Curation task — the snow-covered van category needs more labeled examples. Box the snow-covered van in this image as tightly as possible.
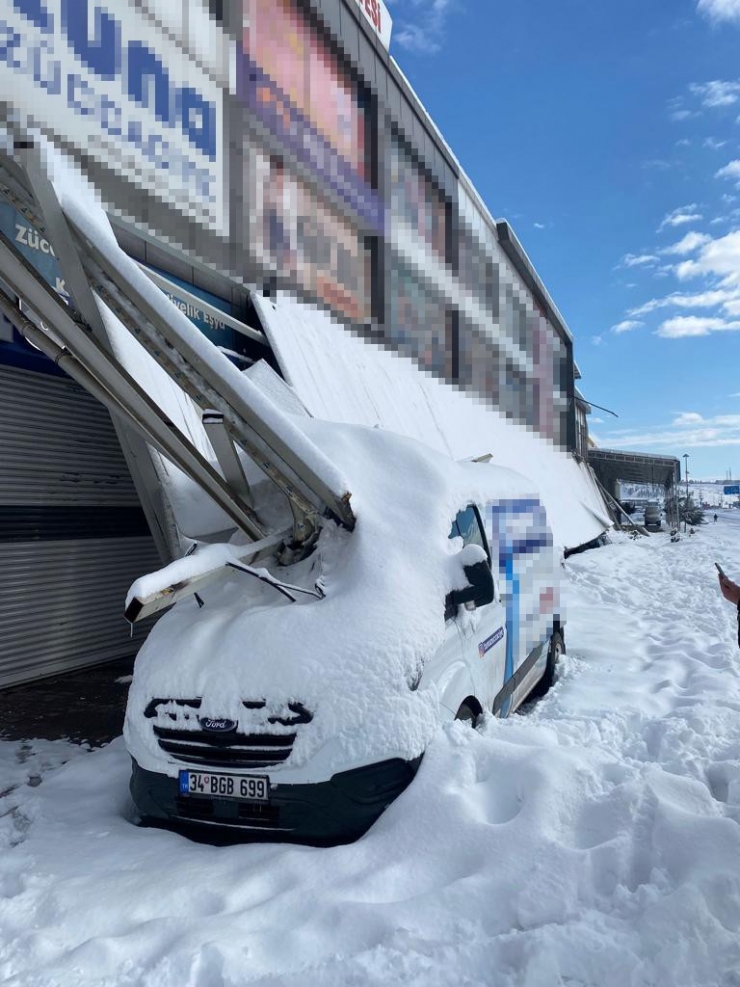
[125,421,563,843]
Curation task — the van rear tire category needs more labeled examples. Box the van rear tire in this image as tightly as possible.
[531,631,563,699]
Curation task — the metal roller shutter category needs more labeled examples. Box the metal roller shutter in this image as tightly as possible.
[0,365,160,687]
[0,366,140,506]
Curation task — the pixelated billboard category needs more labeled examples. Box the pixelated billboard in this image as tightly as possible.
[244,0,366,174]
[238,0,382,232]
[389,135,446,259]
[248,149,369,323]
[0,0,226,233]
[388,259,449,376]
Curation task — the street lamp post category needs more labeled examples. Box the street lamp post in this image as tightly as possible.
[683,453,689,533]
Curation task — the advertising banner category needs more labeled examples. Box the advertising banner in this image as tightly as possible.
[238,57,382,233]
[244,0,365,172]
[0,0,226,234]
[239,0,382,233]
[248,149,369,323]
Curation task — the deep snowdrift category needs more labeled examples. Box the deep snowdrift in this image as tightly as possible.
[3,515,740,985]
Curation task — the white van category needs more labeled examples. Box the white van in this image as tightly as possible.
[125,421,563,843]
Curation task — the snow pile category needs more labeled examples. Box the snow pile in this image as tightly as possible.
[253,292,611,553]
[125,421,539,777]
[3,518,740,984]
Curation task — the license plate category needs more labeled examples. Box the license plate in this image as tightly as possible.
[179,770,269,801]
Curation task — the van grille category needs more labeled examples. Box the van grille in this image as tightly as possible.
[145,698,312,769]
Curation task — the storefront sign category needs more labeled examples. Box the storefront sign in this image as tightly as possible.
[142,266,253,364]
[0,0,226,233]
[0,201,69,299]
[143,266,238,348]
[353,0,392,50]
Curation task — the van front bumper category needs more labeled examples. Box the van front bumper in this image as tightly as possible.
[130,755,422,845]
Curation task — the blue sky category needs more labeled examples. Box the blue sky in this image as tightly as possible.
[387,0,740,479]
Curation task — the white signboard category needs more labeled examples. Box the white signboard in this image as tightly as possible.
[352,0,393,50]
[0,0,226,234]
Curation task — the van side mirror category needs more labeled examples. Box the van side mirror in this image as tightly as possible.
[446,560,494,614]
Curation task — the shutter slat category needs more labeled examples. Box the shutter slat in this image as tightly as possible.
[0,367,161,687]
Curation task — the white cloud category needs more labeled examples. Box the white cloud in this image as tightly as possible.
[657,315,740,337]
[629,287,740,317]
[674,230,740,285]
[590,417,604,425]
[659,231,712,255]
[717,159,740,182]
[690,80,740,107]
[603,408,740,450]
[611,319,644,334]
[697,0,740,24]
[704,137,728,149]
[591,335,604,346]
[657,205,703,232]
[534,222,545,230]
[391,0,457,54]
[617,253,659,269]
[673,412,705,425]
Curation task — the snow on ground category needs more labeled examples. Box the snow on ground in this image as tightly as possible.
[3,515,740,986]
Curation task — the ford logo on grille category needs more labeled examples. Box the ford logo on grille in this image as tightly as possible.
[199,717,237,733]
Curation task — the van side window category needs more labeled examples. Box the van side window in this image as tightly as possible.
[451,506,490,561]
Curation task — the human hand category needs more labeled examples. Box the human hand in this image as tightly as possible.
[719,573,740,605]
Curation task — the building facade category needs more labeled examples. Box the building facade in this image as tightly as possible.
[0,0,583,685]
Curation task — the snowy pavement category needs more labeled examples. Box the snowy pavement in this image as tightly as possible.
[3,521,740,986]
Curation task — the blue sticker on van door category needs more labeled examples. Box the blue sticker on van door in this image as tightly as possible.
[500,554,518,718]
[483,498,553,718]
[478,626,504,658]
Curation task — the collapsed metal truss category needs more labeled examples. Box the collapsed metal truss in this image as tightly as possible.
[0,136,355,565]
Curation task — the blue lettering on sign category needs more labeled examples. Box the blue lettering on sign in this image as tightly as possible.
[0,201,69,298]
[62,0,119,80]
[14,0,52,33]
[10,0,217,161]
[478,627,504,658]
